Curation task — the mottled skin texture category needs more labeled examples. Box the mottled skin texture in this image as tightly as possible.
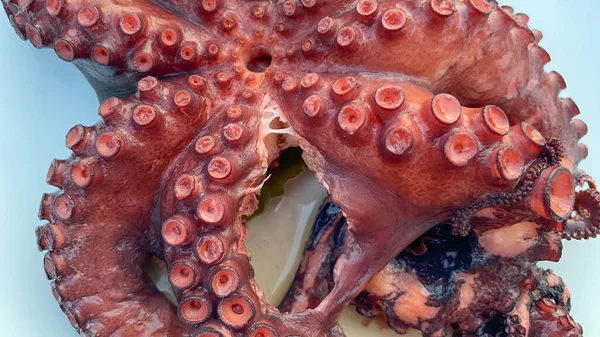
[2,0,596,336]
[281,199,585,336]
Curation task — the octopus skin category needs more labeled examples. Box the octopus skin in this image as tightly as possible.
[281,198,587,336]
[1,0,595,336]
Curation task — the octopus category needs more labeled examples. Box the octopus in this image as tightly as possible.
[1,0,597,336]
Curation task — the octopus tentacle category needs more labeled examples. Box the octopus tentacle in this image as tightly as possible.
[275,0,537,88]
[505,269,582,337]
[35,74,215,336]
[157,85,273,334]
[527,299,583,337]
[270,0,587,178]
[562,188,600,240]
[277,72,556,214]
[575,170,596,189]
[2,0,253,98]
[152,76,344,336]
[452,137,570,236]
[272,1,565,120]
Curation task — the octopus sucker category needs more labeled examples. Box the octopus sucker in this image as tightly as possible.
[1,0,595,336]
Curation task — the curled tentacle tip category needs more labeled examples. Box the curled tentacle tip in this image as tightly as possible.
[563,189,600,240]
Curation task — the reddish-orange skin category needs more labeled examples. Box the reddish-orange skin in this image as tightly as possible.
[3,0,595,336]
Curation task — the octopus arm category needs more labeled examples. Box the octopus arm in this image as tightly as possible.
[35,74,215,336]
[505,269,582,337]
[3,0,237,99]
[271,70,577,325]
[273,0,587,173]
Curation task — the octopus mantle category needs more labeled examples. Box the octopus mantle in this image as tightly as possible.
[2,0,596,337]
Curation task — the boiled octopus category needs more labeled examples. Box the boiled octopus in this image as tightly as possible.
[2,0,596,336]
[282,198,588,336]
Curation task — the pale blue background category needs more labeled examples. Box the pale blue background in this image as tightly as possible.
[0,1,598,336]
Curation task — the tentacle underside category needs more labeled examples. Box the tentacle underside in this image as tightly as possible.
[271,0,587,169]
[36,74,213,336]
[3,0,594,337]
[155,74,284,335]
[269,1,588,329]
[2,0,264,98]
